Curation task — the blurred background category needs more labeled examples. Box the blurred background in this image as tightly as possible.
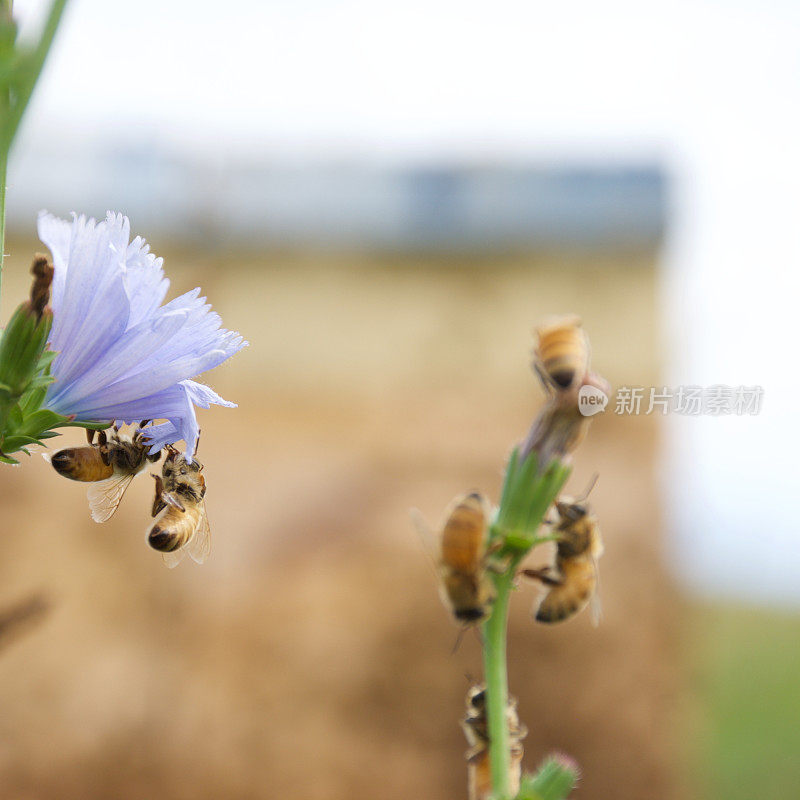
[0,1,798,798]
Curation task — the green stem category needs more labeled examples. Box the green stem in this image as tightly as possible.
[483,459,570,799]
[0,0,68,308]
[1,0,68,153]
[483,561,517,799]
[0,124,6,302]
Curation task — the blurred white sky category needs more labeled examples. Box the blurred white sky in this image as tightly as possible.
[11,0,800,605]
[17,0,793,162]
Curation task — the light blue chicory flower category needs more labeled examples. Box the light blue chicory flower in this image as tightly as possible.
[38,211,245,455]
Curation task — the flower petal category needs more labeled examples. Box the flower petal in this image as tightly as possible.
[41,212,245,453]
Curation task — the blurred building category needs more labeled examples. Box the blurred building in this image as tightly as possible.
[8,140,664,250]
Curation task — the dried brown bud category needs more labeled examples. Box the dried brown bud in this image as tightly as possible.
[28,254,54,321]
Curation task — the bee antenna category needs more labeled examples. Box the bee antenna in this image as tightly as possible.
[463,671,478,687]
[451,627,467,655]
[194,431,201,457]
[574,473,599,503]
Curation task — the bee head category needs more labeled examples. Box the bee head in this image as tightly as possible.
[466,685,486,712]
[555,500,588,523]
[162,448,202,480]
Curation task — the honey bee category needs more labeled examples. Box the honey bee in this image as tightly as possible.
[461,683,526,800]
[534,315,589,392]
[522,490,603,625]
[44,424,161,522]
[147,446,210,568]
[412,492,498,628]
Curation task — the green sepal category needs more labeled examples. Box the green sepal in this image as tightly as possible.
[19,408,67,434]
[0,303,52,398]
[0,303,54,438]
[1,434,46,451]
[36,349,57,370]
[0,6,17,58]
[57,420,111,431]
[6,401,22,428]
[18,346,57,415]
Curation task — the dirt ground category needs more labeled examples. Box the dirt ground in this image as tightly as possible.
[0,244,679,799]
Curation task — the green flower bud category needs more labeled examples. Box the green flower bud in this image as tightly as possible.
[0,256,56,454]
[516,754,580,800]
[0,254,53,397]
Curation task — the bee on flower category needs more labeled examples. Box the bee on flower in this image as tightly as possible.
[2,211,248,563]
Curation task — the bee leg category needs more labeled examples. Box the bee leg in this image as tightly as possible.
[162,492,185,513]
[520,567,563,587]
[469,627,485,648]
[151,475,166,517]
[486,557,512,575]
[533,362,556,395]
[97,431,111,466]
[485,540,503,557]
[483,541,512,574]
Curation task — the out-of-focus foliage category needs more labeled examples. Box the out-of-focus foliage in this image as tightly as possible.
[690,606,800,800]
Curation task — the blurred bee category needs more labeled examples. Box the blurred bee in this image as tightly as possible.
[412,492,498,628]
[534,315,589,392]
[522,487,603,625]
[462,683,526,800]
[44,423,161,522]
[147,445,210,568]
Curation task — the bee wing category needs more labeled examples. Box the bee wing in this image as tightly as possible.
[185,502,211,565]
[87,473,136,523]
[589,558,603,627]
[161,549,186,569]
[409,507,441,583]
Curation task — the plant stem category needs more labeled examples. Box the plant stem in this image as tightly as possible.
[483,457,570,799]
[0,124,6,303]
[482,560,517,799]
[0,0,68,308]
[1,0,68,153]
